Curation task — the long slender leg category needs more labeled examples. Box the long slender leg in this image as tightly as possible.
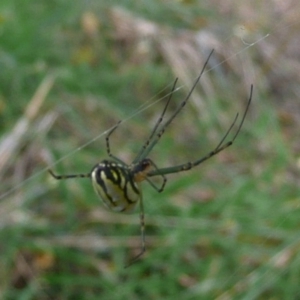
[105,121,126,164]
[138,49,215,161]
[133,78,178,164]
[125,193,146,268]
[48,169,90,179]
[146,159,167,192]
[231,85,253,142]
[147,84,253,177]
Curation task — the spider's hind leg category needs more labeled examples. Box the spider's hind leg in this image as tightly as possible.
[125,194,146,268]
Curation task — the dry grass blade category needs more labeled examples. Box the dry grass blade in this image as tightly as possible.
[0,75,55,177]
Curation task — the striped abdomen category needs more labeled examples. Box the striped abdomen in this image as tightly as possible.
[91,160,141,213]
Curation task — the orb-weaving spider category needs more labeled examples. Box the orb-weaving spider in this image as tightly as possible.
[49,50,253,266]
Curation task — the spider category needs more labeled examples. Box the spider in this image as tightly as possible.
[48,50,253,266]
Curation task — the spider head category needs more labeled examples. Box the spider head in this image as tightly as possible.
[132,158,152,182]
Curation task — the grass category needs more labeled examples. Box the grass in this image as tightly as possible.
[1,1,300,299]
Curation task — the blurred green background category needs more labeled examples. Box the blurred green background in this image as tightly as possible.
[0,1,300,299]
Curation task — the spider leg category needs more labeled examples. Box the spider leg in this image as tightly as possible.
[147,84,253,177]
[146,177,166,193]
[138,49,214,161]
[145,159,167,192]
[231,85,253,142]
[105,121,126,164]
[133,78,178,164]
[125,193,146,268]
[48,169,90,179]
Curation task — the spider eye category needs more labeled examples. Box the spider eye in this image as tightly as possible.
[132,159,151,174]
[133,159,152,183]
[141,159,151,170]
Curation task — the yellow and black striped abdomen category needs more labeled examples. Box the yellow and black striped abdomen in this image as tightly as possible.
[91,160,141,213]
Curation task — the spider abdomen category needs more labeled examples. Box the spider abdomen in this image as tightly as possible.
[91,160,141,213]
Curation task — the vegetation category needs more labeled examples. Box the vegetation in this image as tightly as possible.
[0,1,299,299]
